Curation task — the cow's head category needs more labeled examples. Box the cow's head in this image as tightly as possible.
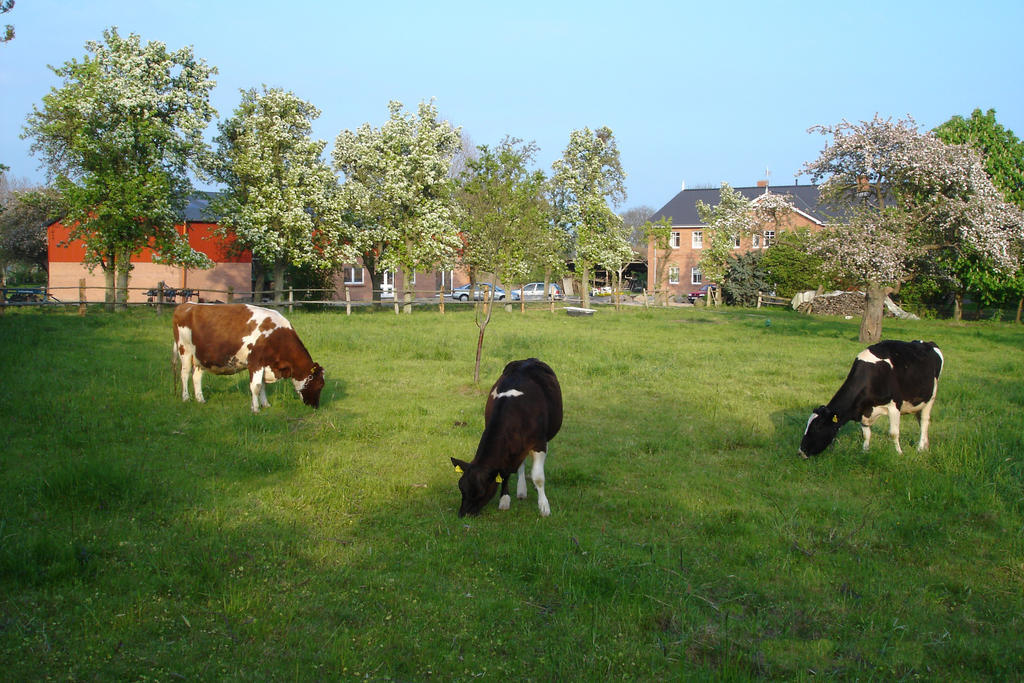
[450,457,500,517]
[300,363,325,408]
[799,405,842,457]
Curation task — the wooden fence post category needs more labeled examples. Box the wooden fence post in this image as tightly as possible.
[227,286,234,303]
[438,285,445,315]
[78,278,87,316]
[156,281,165,314]
[345,286,351,316]
[288,288,294,314]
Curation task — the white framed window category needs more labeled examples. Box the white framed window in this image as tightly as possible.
[668,265,680,285]
[691,268,702,285]
[733,235,741,249]
[692,230,703,249]
[440,270,455,288]
[670,231,681,249]
[344,265,364,285]
[752,233,761,249]
[763,230,775,248]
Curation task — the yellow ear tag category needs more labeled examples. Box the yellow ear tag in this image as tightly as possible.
[832,415,839,423]
[454,465,463,473]
[495,474,503,483]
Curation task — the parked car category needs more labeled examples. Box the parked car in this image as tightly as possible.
[449,283,506,301]
[688,283,716,304]
[511,282,564,301]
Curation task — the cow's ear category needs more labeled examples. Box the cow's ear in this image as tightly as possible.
[451,457,470,474]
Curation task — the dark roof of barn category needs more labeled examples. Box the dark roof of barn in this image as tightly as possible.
[182,191,222,222]
[648,183,837,226]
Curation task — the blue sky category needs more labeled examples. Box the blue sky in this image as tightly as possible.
[2,0,1022,212]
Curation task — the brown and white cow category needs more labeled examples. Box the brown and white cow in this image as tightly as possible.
[451,358,562,517]
[172,303,325,413]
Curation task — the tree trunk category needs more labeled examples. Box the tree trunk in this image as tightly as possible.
[473,286,494,385]
[104,265,115,312]
[253,268,266,303]
[272,262,286,304]
[115,265,129,312]
[859,284,889,343]
[580,260,591,309]
[1016,296,1022,324]
[953,292,963,322]
[402,266,414,314]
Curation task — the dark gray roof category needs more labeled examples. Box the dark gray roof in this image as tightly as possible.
[182,192,221,222]
[648,183,835,226]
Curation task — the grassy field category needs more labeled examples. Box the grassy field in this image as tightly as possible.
[0,303,1022,680]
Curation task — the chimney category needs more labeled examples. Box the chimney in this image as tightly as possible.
[756,179,769,188]
[681,181,686,191]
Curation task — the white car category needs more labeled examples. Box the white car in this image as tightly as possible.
[511,282,564,301]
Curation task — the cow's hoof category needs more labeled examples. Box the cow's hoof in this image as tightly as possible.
[498,494,511,511]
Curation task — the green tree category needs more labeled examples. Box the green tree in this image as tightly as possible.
[1,0,13,43]
[22,28,217,309]
[759,228,828,298]
[643,216,673,301]
[722,251,770,306]
[550,126,627,309]
[934,108,1024,320]
[212,87,351,303]
[459,137,550,381]
[333,100,462,312]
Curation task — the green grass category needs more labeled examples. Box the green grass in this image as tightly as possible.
[1,304,1022,679]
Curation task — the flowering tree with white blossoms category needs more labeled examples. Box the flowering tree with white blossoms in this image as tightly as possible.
[550,126,628,310]
[23,27,217,309]
[695,183,794,306]
[333,100,463,311]
[803,114,1023,342]
[212,87,351,302]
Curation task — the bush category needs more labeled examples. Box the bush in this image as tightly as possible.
[722,251,770,306]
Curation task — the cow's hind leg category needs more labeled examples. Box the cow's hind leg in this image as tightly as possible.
[177,346,192,402]
[191,363,205,403]
[916,398,935,451]
[886,403,903,455]
[531,450,550,517]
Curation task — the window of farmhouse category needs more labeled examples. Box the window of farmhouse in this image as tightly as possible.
[670,231,681,249]
[691,268,702,285]
[668,265,680,285]
[344,266,364,285]
[752,233,761,249]
[733,234,741,249]
[763,230,775,247]
[692,230,703,248]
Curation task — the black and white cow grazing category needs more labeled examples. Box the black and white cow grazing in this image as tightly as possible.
[451,358,562,517]
[800,340,943,457]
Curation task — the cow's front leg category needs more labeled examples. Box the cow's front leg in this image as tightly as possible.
[498,473,512,511]
[516,461,528,500]
[249,368,267,413]
[531,451,550,517]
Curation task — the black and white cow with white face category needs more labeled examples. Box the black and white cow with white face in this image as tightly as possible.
[800,340,944,458]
